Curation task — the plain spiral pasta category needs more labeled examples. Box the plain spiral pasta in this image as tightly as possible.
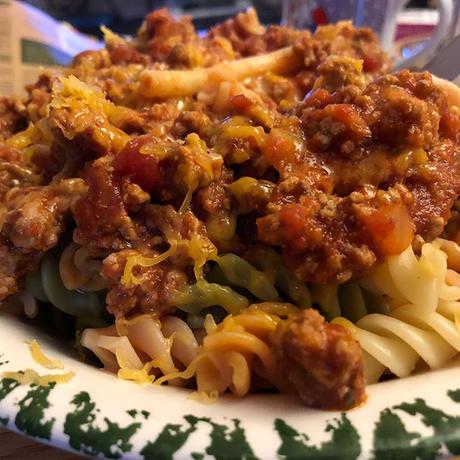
[333,239,460,383]
[81,314,199,385]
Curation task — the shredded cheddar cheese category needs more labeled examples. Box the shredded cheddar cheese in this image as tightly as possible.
[49,75,130,152]
[2,369,75,386]
[179,187,194,214]
[154,354,205,385]
[27,339,64,370]
[117,360,155,385]
[122,242,178,286]
[331,316,357,335]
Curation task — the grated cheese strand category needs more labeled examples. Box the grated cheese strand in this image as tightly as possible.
[117,361,155,385]
[122,242,177,286]
[27,339,64,370]
[2,368,75,386]
[154,354,206,385]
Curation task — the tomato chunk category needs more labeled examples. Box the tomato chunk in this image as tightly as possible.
[113,135,163,192]
[264,129,297,172]
[360,203,414,256]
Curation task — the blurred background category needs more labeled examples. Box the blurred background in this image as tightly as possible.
[21,0,436,37]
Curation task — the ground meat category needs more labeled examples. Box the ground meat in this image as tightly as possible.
[48,84,126,158]
[2,182,82,250]
[72,157,139,256]
[194,179,232,217]
[362,72,443,149]
[140,100,186,139]
[108,44,148,66]
[210,9,309,57]
[138,8,198,64]
[71,49,112,69]
[0,242,39,301]
[0,97,26,140]
[0,178,86,300]
[258,185,378,283]
[292,22,391,96]
[102,248,188,317]
[144,204,201,239]
[258,70,460,283]
[99,203,215,317]
[24,73,54,122]
[315,21,391,75]
[0,144,38,199]
[167,134,223,199]
[172,110,213,139]
[274,309,365,410]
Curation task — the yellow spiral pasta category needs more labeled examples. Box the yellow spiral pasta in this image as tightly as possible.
[157,302,299,396]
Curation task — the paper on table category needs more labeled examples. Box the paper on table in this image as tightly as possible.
[0,0,102,97]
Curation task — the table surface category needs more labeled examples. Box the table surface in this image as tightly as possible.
[0,428,84,459]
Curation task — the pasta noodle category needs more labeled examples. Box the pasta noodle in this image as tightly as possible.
[59,242,105,292]
[139,46,299,98]
[19,251,106,324]
[333,240,460,383]
[216,254,279,301]
[175,280,249,315]
[81,315,199,386]
[81,303,299,397]
[159,303,297,396]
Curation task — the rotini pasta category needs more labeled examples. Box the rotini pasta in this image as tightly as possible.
[59,243,105,292]
[359,242,456,313]
[21,251,106,322]
[81,314,199,386]
[80,304,301,397]
[333,240,460,383]
[192,303,300,396]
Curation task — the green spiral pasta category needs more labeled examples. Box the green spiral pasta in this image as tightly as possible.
[216,254,279,301]
[337,282,368,322]
[186,306,228,329]
[40,251,104,318]
[246,247,312,308]
[310,284,341,321]
[175,280,249,315]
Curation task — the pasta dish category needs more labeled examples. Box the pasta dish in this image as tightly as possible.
[2,8,460,410]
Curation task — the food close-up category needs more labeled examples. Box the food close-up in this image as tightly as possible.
[3,0,460,458]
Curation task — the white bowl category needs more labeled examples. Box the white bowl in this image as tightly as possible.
[1,312,460,459]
